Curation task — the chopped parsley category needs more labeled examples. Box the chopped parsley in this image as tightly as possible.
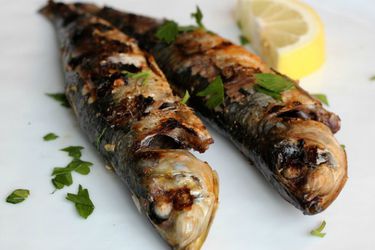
[254,85,282,100]
[197,76,225,109]
[46,93,70,108]
[180,90,190,104]
[52,159,93,189]
[310,220,327,238]
[155,5,206,43]
[123,70,152,85]
[239,35,250,45]
[60,146,84,159]
[71,160,93,175]
[43,132,59,141]
[370,75,375,81]
[53,159,93,176]
[53,146,93,190]
[155,21,180,43]
[66,185,94,219]
[341,144,346,149]
[6,189,30,204]
[254,73,295,100]
[312,94,329,106]
[52,173,73,189]
[191,6,205,29]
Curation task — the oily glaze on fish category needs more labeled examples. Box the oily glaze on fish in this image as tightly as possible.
[40,2,218,249]
[76,4,347,215]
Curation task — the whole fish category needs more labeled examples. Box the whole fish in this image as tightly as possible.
[40,2,218,249]
[77,3,347,215]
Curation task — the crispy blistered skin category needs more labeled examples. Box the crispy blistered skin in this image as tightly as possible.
[40,2,218,249]
[76,4,348,215]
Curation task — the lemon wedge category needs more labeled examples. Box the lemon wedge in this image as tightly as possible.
[235,0,325,79]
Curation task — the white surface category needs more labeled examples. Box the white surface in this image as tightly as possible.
[0,0,374,249]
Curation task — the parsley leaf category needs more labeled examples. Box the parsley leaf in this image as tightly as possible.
[341,144,346,149]
[46,93,70,108]
[61,146,84,159]
[254,85,283,100]
[197,76,225,109]
[370,75,375,81]
[312,94,329,106]
[52,173,73,189]
[68,159,93,175]
[191,6,205,28]
[52,178,65,189]
[43,133,59,141]
[123,70,152,85]
[66,185,95,219]
[52,159,93,176]
[180,90,190,104]
[6,189,30,204]
[310,220,327,238]
[155,21,179,43]
[254,73,295,100]
[51,166,72,176]
[53,146,93,190]
[155,6,206,43]
[239,35,250,45]
[255,73,294,92]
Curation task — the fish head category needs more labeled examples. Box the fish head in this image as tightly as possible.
[135,150,218,249]
[273,120,347,214]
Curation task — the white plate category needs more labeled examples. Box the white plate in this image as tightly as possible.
[1,0,374,249]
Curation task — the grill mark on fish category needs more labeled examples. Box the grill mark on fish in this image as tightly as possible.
[82,5,348,215]
[104,95,154,127]
[40,2,218,249]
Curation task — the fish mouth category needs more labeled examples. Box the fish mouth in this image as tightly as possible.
[274,120,348,214]
[135,150,219,249]
[178,170,219,250]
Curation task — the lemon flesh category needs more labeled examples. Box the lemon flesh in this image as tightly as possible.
[235,0,325,79]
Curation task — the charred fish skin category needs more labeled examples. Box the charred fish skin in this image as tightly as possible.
[40,2,218,249]
[80,5,348,215]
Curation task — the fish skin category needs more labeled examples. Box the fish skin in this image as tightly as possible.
[40,2,218,249]
[78,4,348,215]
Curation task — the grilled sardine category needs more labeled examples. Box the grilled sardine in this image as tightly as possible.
[77,4,347,215]
[40,2,218,249]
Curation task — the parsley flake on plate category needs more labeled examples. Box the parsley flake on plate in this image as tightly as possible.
[60,146,84,159]
[52,159,93,189]
[46,93,70,108]
[43,132,59,141]
[6,189,30,204]
[52,172,73,190]
[310,220,327,238]
[66,185,95,219]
